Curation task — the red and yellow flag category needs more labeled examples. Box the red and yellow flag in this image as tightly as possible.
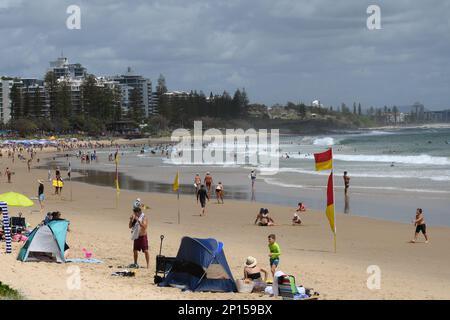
[314,149,333,171]
[326,172,335,234]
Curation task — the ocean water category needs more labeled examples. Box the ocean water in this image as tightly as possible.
[273,127,450,190]
[55,126,450,226]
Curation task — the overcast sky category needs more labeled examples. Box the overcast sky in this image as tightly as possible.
[1,0,449,110]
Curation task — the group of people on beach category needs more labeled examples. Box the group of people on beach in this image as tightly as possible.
[254,202,307,227]
[193,172,225,216]
[126,193,285,289]
[242,234,282,291]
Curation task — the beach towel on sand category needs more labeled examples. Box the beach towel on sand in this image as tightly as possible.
[66,258,103,264]
[130,213,144,240]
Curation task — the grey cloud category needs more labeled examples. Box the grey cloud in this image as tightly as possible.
[0,0,449,109]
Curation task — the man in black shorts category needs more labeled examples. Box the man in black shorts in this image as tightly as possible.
[411,208,429,243]
[197,184,209,216]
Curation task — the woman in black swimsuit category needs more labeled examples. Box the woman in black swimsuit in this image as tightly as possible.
[243,256,268,292]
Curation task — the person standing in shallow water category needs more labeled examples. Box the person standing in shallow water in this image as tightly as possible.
[343,171,350,195]
[250,170,256,190]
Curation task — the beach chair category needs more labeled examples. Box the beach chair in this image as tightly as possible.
[154,235,176,284]
[10,216,26,234]
[278,275,319,300]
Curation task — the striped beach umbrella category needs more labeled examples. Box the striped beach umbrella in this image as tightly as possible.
[0,193,33,254]
[0,202,12,254]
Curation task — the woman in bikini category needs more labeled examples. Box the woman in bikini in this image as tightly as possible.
[243,256,268,292]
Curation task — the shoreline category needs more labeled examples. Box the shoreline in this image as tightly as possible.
[363,123,450,130]
[44,150,450,228]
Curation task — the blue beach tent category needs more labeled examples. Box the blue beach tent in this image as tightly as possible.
[159,237,237,292]
[17,220,69,263]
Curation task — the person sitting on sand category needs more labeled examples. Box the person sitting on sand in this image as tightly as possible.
[51,211,70,259]
[297,202,306,212]
[244,256,268,281]
[263,209,275,226]
[243,256,268,292]
[292,213,301,225]
[411,208,429,244]
[293,202,306,225]
[43,212,53,225]
[254,208,266,226]
[255,208,274,226]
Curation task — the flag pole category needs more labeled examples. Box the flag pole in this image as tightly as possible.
[177,188,180,225]
[115,149,119,209]
[69,162,72,202]
[331,147,337,253]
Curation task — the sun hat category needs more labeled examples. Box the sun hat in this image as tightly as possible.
[245,256,257,268]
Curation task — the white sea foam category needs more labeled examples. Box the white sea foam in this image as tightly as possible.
[262,177,450,194]
[334,154,450,165]
[285,153,450,166]
[312,137,335,146]
[265,167,450,182]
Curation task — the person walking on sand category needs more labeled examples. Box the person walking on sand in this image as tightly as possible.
[197,184,209,216]
[343,171,350,195]
[411,208,429,244]
[204,172,213,196]
[27,159,32,172]
[194,173,201,195]
[5,167,11,183]
[215,182,224,204]
[38,180,45,213]
[129,207,150,268]
[268,234,281,277]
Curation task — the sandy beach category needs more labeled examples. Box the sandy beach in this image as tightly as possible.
[1,151,450,300]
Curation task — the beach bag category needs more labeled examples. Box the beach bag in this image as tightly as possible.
[278,275,299,300]
[252,279,267,292]
[236,279,254,293]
